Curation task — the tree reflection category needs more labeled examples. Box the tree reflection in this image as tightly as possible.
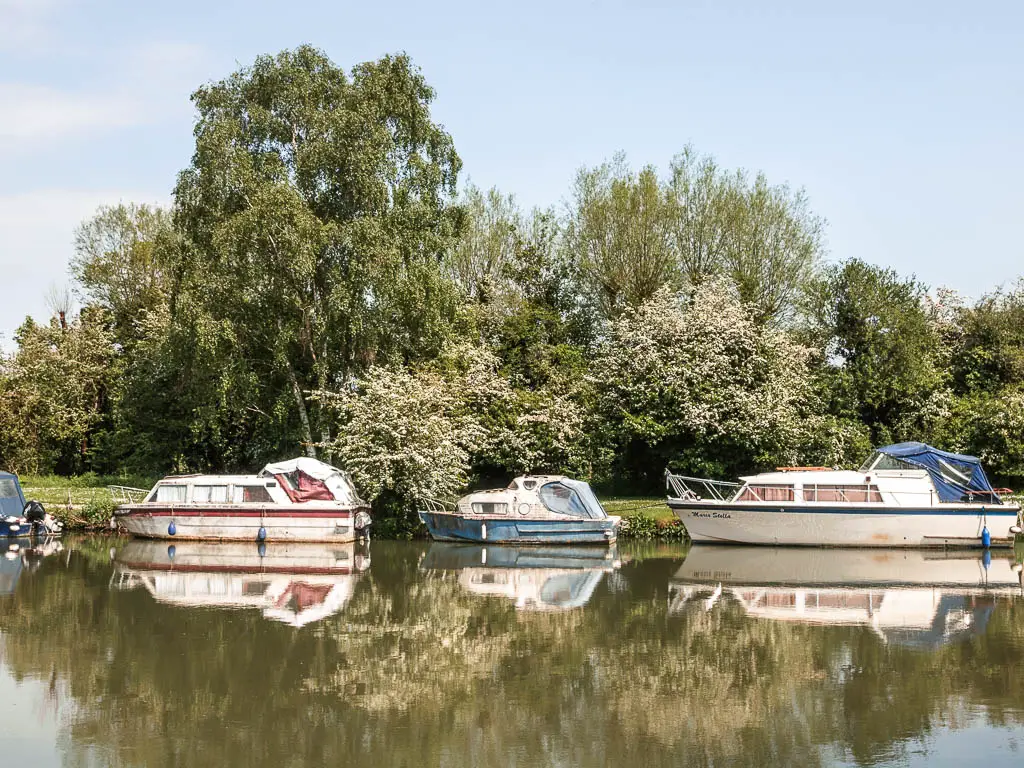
[0,539,1022,767]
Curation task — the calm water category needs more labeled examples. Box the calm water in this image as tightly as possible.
[2,537,1024,767]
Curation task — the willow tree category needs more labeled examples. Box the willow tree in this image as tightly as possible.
[567,150,823,327]
[667,146,824,326]
[565,155,678,320]
[448,184,522,303]
[71,203,172,347]
[170,46,464,456]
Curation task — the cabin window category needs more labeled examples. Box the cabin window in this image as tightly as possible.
[153,484,187,503]
[233,485,274,503]
[0,479,19,499]
[735,484,795,502]
[805,484,882,503]
[471,502,508,515]
[193,485,229,503]
[538,482,591,517]
[937,458,974,486]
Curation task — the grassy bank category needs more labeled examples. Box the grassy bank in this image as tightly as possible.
[19,475,141,532]
[599,496,685,541]
[17,481,684,539]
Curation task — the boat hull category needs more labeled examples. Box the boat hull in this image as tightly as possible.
[418,511,619,545]
[114,505,369,543]
[669,501,1021,547]
[0,519,30,538]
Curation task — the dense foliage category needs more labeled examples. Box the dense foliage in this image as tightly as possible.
[3,45,1024,523]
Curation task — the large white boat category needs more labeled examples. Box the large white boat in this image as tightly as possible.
[666,442,1022,547]
[113,458,372,543]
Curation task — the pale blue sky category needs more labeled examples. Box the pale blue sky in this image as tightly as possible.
[1,0,1021,342]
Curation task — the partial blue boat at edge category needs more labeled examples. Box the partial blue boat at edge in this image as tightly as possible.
[419,475,621,545]
[0,471,31,538]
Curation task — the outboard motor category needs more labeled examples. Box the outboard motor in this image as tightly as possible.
[354,510,372,541]
[23,500,45,524]
[24,500,63,536]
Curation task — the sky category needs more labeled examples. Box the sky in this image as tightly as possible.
[1,0,1022,344]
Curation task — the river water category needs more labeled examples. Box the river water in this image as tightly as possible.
[1,537,1023,767]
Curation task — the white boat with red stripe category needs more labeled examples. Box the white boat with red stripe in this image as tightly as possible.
[112,458,372,542]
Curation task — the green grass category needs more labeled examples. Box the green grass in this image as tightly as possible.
[20,473,154,508]
[598,496,674,521]
[20,486,114,507]
[19,472,157,489]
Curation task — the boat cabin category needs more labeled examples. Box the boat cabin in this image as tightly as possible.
[722,443,1009,507]
[457,475,611,520]
[142,458,363,507]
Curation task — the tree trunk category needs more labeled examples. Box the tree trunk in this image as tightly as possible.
[285,359,317,459]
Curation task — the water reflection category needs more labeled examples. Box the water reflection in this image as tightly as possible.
[0,537,64,598]
[671,547,1024,650]
[0,538,1023,767]
[421,543,621,611]
[111,540,369,627]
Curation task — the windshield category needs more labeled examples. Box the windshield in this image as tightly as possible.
[860,451,916,472]
[0,479,21,499]
[539,480,606,520]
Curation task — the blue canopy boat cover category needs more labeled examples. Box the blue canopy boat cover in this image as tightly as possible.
[874,442,1000,503]
[0,471,26,517]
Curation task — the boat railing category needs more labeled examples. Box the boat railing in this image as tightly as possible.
[108,486,150,504]
[419,497,456,514]
[666,474,742,502]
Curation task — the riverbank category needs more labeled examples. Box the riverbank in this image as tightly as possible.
[20,481,686,540]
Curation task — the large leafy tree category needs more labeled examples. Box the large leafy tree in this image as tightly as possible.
[0,311,117,474]
[806,259,944,444]
[566,149,823,326]
[71,203,172,347]
[948,281,1024,394]
[448,185,522,304]
[170,46,464,458]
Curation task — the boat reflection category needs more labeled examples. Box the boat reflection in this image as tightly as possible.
[0,538,65,598]
[110,540,369,627]
[670,546,1024,649]
[421,543,620,611]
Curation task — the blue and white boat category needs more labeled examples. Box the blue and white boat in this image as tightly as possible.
[418,475,621,545]
[0,471,32,538]
[667,442,1023,548]
[0,471,62,538]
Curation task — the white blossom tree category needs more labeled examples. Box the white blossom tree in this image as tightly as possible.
[589,281,815,484]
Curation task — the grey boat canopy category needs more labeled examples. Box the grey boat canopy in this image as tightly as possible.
[505,476,609,520]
